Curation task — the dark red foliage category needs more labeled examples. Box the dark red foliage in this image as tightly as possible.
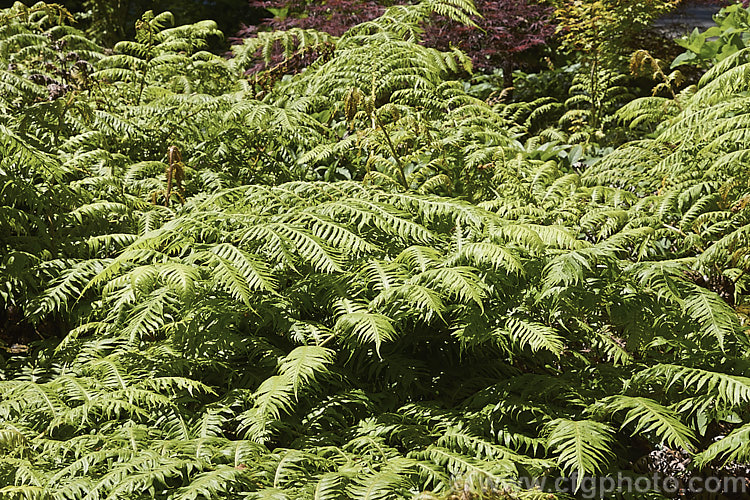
[238,0,556,74]
[238,0,386,38]
[422,0,555,72]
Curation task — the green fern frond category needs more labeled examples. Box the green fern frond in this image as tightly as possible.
[636,364,750,407]
[594,395,696,452]
[545,419,615,491]
[693,423,750,467]
[335,312,398,356]
[501,317,564,357]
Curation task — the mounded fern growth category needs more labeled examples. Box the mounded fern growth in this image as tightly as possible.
[2,2,750,499]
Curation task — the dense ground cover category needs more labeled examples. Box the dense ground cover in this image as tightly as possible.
[2,1,750,499]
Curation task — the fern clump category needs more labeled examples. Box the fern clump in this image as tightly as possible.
[2,2,750,499]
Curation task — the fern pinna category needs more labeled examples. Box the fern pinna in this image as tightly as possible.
[2,1,750,499]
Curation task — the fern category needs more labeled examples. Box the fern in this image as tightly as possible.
[594,395,697,452]
[545,419,615,491]
[3,2,750,499]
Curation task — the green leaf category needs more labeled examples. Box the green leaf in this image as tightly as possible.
[596,396,697,452]
[501,317,564,357]
[279,345,334,397]
[546,419,615,491]
[335,312,398,356]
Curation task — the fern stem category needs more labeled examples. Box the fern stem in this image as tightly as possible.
[374,113,407,188]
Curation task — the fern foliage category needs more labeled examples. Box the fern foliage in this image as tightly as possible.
[2,2,750,499]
